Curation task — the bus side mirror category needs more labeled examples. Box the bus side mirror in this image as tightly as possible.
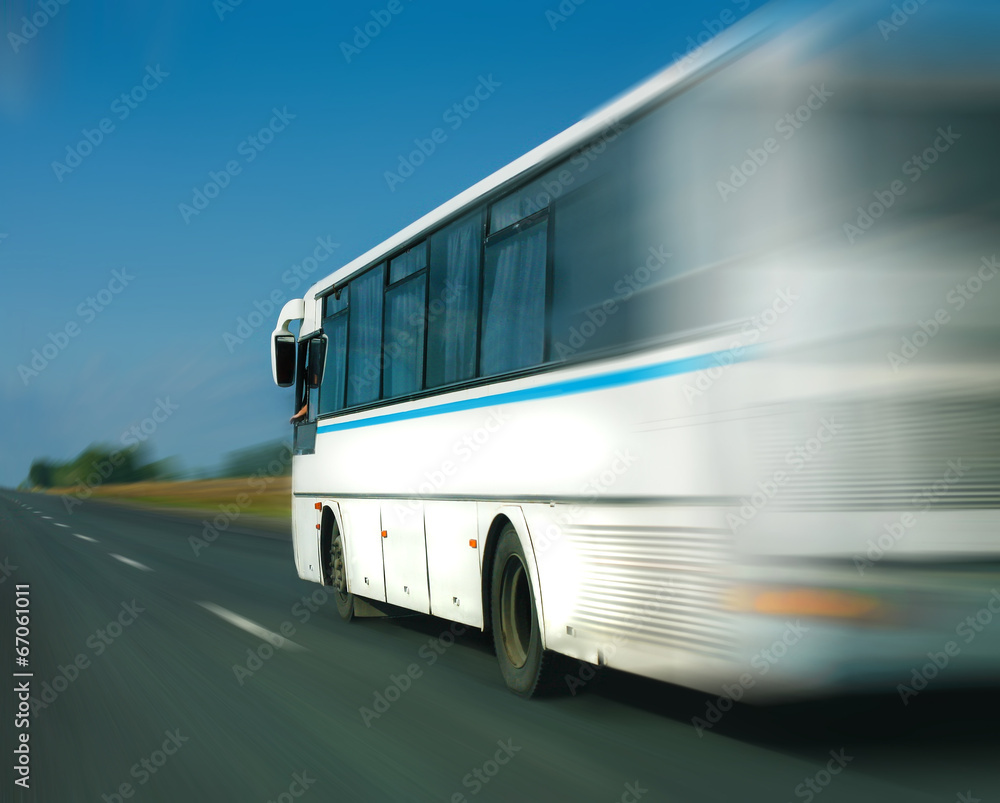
[308,337,326,388]
[272,335,296,387]
[271,298,306,388]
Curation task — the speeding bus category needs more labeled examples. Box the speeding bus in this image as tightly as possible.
[272,0,1000,699]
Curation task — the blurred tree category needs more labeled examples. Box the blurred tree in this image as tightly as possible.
[219,440,293,478]
[28,460,55,488]
[23,443,178,489]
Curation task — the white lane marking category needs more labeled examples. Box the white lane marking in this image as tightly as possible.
[109,553,152,572]
[54,523,69,528]
[74,534,98,543]
[196,602,306,651]
[42,516,52,519]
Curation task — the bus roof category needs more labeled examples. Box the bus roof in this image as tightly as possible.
[303,0,999,308]
[303,4,778,306]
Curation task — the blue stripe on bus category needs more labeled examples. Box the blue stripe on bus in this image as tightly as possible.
[316,345,762,435]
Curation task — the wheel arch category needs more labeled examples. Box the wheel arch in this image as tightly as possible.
[481,506,546,648]
[318,502,344,587]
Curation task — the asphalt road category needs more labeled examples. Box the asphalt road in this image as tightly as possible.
[1,490,998,803]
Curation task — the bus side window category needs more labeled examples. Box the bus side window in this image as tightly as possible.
[480,215,548,376]
[426,210,483,388]
[346,265,385,406]
[320,292,349,415]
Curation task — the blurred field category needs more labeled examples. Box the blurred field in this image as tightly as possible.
[45,477,292,519]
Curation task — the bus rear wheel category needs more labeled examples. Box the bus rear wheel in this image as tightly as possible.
[490,523,561,697]
[328,531,354,622]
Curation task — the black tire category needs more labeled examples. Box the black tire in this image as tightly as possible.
[328,529,355,622]
[490,522,562,697]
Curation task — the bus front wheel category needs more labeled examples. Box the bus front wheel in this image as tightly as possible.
[328,531,355,622]
[490,523,561,697]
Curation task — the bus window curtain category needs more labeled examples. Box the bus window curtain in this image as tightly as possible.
[437,217,480,385]
[481,223,547,376]
[347,268,383,406]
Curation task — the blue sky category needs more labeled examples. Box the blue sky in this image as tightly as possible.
[0,0,768,486]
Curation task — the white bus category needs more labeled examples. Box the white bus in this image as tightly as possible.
[272,0,1000,699]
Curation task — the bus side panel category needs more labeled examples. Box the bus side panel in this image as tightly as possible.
[523,501,738,693]
[340,499,387,603]
[292,495,323,583]
[381,501,430,613]
[424,502,483,628]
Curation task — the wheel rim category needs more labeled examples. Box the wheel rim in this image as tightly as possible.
[499,554,533,669]
[331,536,348,601]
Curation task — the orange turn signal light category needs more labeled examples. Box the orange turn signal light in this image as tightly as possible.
[731,587,882,620]
[469,539,477,548]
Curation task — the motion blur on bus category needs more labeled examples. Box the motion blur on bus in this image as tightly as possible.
[272,0,1000,701]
